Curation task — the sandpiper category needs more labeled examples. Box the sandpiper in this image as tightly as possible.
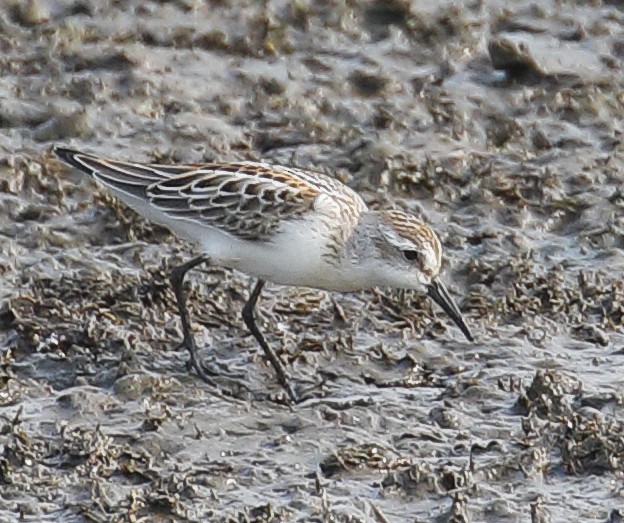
[54,147,473,402]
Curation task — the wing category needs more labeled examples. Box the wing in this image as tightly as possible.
[54,147,367,241]
[147,162,321,240]
[54,147,194,197]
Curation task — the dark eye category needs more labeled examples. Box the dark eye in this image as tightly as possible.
[403,250,420,262]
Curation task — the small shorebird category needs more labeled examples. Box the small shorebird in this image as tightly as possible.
[54,147,473,402]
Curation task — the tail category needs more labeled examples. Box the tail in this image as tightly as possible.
[53,146,170,199]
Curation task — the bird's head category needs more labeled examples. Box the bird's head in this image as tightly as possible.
[373,210,473,342]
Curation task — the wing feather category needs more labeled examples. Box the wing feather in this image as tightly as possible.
[146,163,319,240]
[54,147,368,242]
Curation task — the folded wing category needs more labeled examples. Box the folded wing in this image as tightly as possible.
[54,147,366,241]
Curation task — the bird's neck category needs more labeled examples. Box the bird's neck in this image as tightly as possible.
[340,211,383,264]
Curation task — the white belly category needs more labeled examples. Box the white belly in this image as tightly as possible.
[199,216,370,292]
[111,190,369,291]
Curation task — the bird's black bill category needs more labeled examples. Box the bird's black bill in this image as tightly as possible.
[427,278,473,342]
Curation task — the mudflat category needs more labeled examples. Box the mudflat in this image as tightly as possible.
[1,1,623,521]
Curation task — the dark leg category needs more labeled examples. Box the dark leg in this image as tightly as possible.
[170,255,218,385]
[242,280,297,402]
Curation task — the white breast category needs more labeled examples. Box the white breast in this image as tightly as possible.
[214,215,369,291]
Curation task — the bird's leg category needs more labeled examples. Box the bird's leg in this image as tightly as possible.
[169,255,220,385]
[241,280,297,403]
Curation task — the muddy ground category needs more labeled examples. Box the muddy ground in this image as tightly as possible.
[1,0,623,521]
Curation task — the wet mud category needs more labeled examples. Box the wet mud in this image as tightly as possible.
[1,0,623,521]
